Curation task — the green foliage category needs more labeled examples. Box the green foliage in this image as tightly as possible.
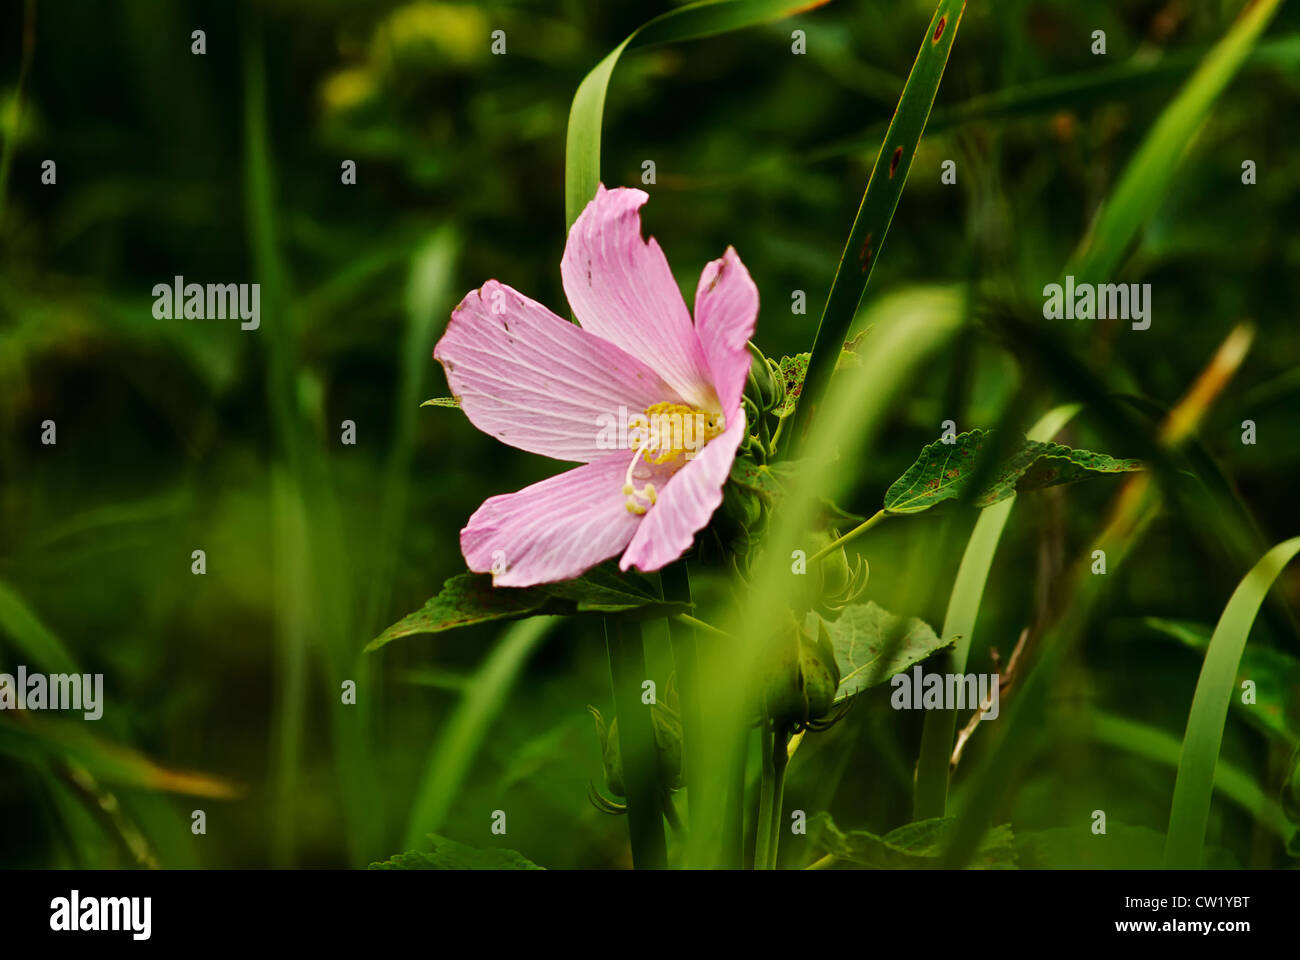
[369,834,544,870]
[882,429,1142,515]
[367,569,690,651]
[1165,537,1300,868]
[808,602,951,704]
[1146,616,1300,746]
[565,0,830,227]
[772,353,809,419]
[791,0,967,444]
[1067,0,1286,286]
[811,812,1016,868]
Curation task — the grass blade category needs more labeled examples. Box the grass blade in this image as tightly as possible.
[1067,0,1285,285]
[403,617,557,849]
[0,580,79,675]
[1164,536,1300,868]
[565,0,830,228]
[790,0,966,447]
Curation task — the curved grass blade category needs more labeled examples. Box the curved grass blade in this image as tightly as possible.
[913,404,1079,820]
[0,580,79,675]
[403,617,557,849]
[0,717,239,799]
[789,0,966,447]
[1067,0,1285,286]
[565,0,831,228]
[1164,536,1300,868]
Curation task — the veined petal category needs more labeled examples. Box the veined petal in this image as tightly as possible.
[436,280,681,464]
[462,453,643,587]
[561,185,716,411]
[694,247,758,421]
[618,410,746,574]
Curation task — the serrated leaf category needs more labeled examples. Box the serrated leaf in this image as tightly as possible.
[773,353,809,418]
[811,812,1016,869]
[811,602,953,703]
[421,396,461,409]
[367,569,690,651]
[369,833,543,870]
[728,458,790,502]
[367,574,556,651]
[882,429,1142,515]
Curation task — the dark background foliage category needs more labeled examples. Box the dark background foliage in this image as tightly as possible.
[1,0,1297,868]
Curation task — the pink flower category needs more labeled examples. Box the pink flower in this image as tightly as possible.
[435,185,759,587]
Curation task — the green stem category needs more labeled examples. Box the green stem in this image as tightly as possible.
[754,724,775,870]
[672,613,733,641]
[766,726,791,869]
[809,509,889,564]
[754,721,792,869]
[604,618,667,869]
[662,562,701,838]
[724,737,746,868]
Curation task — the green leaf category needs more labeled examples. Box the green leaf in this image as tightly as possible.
[540,565,678,614]
[367,570,690,652]
[790,0,967,445]
[1067,0,1284,286]
[1165,536,1300,868]
[420,396,461,409]
[728,457,790,502]
[773,353,809,418]
[882,429,1141,516]
[369,833,544,870]
[811,602,952,704]
[811,812,1016,869]
[565,0,830,229]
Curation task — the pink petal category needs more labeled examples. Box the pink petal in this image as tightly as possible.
[694,246,759,421]
[561,186,717,411]
[462,453,643,587]
[618,410,747,574]
[436,280,682,464]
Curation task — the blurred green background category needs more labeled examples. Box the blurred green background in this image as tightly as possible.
[1,0,1298,868]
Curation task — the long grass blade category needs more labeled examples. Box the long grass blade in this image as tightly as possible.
[1067,0,1285,285]
[403,617,557,849]
[789,0,966,447]
[1164,536,1300,867]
